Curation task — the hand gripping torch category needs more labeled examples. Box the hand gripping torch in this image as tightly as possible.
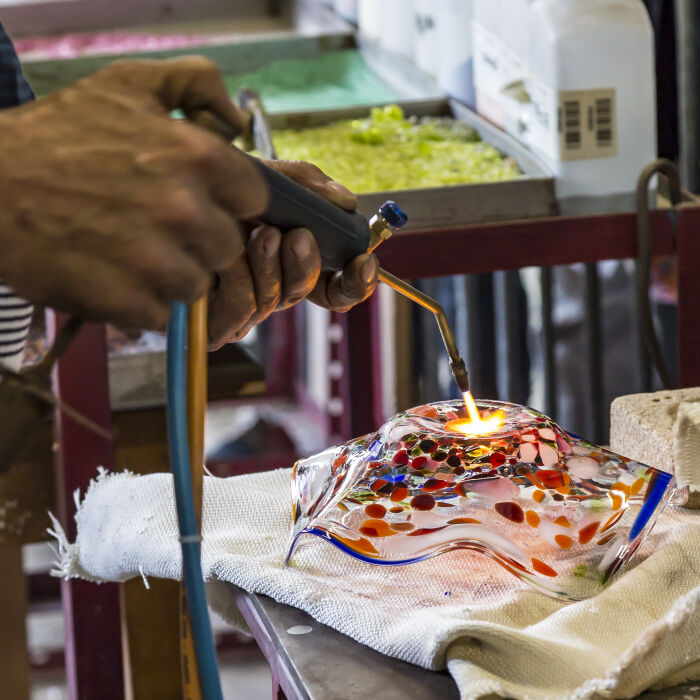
[249,157,471,395]
[195,105,472,395]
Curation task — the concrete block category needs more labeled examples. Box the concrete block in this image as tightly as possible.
[610,387,700,508]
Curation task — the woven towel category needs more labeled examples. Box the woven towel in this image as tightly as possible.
[675,402,700,496]
[50,467,700,700]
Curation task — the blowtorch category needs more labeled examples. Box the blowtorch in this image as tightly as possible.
[194,106,471,398]
[247,155,471,397]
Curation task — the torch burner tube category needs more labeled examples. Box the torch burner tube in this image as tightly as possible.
[377,268,470,395]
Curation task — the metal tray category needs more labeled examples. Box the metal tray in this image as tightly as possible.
[21,32,358,97]
[108,342,265,411]
[265,98,557,229]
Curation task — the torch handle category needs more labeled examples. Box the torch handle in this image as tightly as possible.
[251,157,371,271]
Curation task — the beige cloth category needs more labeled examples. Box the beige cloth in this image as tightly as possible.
[674,402,700,496]
[50,467,700,700]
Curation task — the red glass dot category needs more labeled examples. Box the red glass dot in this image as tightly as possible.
[411,456,428,470]
[422,478,449,492]
[490,452,506,468]
[410,493,436,511]
[390,485,410,502]
[494,501,525,523]
[393,450,409,466]
[365,503,387,518]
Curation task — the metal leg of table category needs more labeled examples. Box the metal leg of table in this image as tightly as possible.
[455,273,499,400]
[540,266,558,419]
[584,262,605,443]
[232,590,304,700]
[413,278,442,403]
[677,204,700,387]
[494,270,529,404]
[338,295,384,440]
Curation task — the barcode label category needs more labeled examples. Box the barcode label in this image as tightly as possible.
[563,100,581,150]
[558,88,617,161]
[595,97,613,147]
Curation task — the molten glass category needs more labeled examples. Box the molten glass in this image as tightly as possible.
[444,391,505,436]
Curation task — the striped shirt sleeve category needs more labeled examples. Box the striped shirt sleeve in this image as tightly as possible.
[0,284,33,371]
[0,22,35,371]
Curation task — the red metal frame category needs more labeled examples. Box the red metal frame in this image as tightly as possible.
[46,205,699,697]
[676,205,700,388]
[47,314,124,700]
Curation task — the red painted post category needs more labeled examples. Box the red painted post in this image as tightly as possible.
[265,309,298,397]
[344,294,383,439]
[47,312,124,700]
[676,204,700,388]
[329,311,351,442]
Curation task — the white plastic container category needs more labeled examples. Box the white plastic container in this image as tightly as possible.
[333,0,358,23]
[472,0,532,129]
[525,0,656,212]
[378,0,415,59]
[358,0,381,41]
[435,0,476,107]
[414,0,438,75]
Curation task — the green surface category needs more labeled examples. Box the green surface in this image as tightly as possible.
[270,105,522,193]
[224,49,399,113]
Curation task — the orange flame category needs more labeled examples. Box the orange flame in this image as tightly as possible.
[444,392,504,436]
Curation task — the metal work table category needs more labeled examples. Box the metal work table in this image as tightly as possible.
[230,586,700,700]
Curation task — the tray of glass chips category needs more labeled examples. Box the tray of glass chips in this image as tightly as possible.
[262,98,556,230]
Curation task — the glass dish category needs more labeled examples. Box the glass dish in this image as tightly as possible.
[287,400,677,601]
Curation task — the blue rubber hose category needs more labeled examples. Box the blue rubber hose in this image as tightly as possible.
[166,301,223,700]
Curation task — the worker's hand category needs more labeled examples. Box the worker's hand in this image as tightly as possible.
[0,56,267,331]
[207,160,378,348]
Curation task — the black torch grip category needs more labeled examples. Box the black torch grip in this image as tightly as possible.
[250,158,371,271]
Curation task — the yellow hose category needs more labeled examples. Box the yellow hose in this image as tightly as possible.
[180,296,208,699]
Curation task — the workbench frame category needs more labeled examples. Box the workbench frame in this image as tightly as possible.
[47,204,700,698]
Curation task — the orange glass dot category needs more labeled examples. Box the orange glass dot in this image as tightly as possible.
[555,534,573,549]
[601,510,625,532]
[365,503,387,519]
[525,510,540,528]
[359,519,395,537]
[390,486,410,502]
[531,558,558,577]
[611,481,631,500]
[447,517,482,525]
[631,478,646,495]
[578,521,600,544]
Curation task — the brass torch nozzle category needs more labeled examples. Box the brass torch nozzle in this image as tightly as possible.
[450,358,471,395]
[377,268,470,396]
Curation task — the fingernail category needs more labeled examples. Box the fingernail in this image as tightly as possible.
[361,257,378,284]
[292,230,312,259]
[263,230,281,257]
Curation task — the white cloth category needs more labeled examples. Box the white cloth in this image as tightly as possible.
[674,402,700,496]
[50,467,700,700]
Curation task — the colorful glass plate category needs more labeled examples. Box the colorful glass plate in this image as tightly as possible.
[287,400,677,600]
